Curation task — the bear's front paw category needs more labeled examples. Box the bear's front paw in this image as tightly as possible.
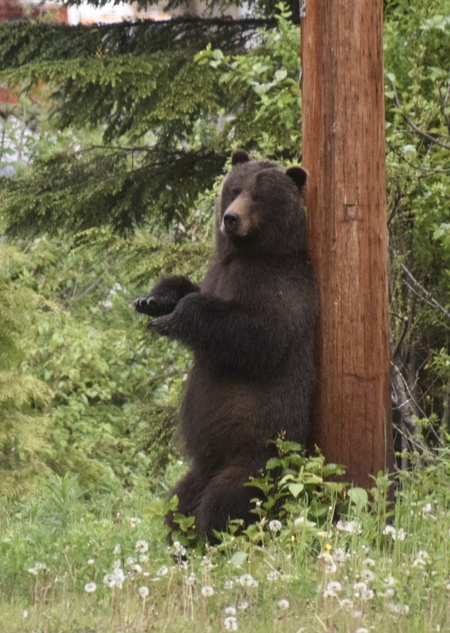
[134,276,200,317]
[148,314,175,337]
[134,294,173,317]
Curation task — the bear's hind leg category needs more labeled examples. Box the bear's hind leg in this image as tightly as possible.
[194,459,266,541]
[165,466,211,536]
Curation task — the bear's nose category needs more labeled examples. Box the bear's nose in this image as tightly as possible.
[223,211,240,234]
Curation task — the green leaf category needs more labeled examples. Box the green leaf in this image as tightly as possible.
[347,487,369,509]
[288,483,304,498]
[230,551,248,567]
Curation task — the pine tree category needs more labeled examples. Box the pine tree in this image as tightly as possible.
[0,1,298,236]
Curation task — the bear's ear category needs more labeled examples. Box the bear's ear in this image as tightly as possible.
[231,149,250,166]
[286,166,308,192]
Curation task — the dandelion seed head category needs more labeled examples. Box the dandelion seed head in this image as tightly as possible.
[224,615,238,631]
[384,525,406,541]
[131,564,143,574]
[266,570,280,582]
[130,517,141,527]
[84,582,97,593]
[362,588,374,601]
[269,519,282,533]
[201,557,213,570]
[323,581,342,597]
[201,585,214,597]
[138,586,149,599]
[353,581,367,597]
[224,606,237,616]
[277,599,290,610]
[21,610,29,619]
[185,573,196,586]
[224,579,234,590]
[135,539,149,553]
[336,520,362,535]
[333,548,348,563]
[238,573,258,588]
[361,569,375,583]
[363,557,375,567]
[237,600,249,610]
[103,566,125,589]
[341,598,353,610]
[157,565,169,576]
[387,603,409,615]
[318,552,337,574]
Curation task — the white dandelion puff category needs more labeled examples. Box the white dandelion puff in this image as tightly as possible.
[323,581,342,597]
[157,565,169,576]
[268,519,282,533]
[138,586,149,599]
[336,520,362,535]
[361,569,375,583]
[277,599,290,609]
[135,540,149,553]
[201,585,214,597]
[382,525,406,541]
[238,573,258,588]
[363,557,376,567]
[84,582,97,593]
[224,606,237,616]
[353,581,367,597]
[224,616,238,631]
[387,603,410,615]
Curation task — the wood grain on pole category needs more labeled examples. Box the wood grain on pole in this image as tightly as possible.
[301,0,394,487]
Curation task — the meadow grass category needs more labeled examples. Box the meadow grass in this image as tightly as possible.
[1,456,449,633]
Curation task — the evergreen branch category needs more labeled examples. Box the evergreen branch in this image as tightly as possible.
[0,17,278,70]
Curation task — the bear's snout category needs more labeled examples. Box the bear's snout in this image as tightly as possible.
[223,211,240,234]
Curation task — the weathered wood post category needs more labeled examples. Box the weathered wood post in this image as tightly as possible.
[301,0,394,487]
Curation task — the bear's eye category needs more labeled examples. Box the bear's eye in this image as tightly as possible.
[252,191,265,202]
[230,188,242,200]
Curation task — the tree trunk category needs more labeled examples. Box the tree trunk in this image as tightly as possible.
[301,0,394,487]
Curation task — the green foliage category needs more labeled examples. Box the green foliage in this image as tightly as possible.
[13,233,192,489]
[196,7,301,156]
[247,439,346,525]
[0,246,52,497]
[384,0,450,444]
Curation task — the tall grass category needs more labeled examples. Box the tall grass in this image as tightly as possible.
[1,455,449,633]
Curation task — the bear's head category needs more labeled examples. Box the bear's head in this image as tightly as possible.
[217,150,308,257]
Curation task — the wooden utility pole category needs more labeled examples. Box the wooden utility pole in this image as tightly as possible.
[301,1,394,488]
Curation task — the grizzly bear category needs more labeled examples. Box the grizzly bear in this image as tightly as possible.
[134,150,318,540]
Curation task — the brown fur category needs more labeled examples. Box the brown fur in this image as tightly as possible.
[134,151,318,541]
